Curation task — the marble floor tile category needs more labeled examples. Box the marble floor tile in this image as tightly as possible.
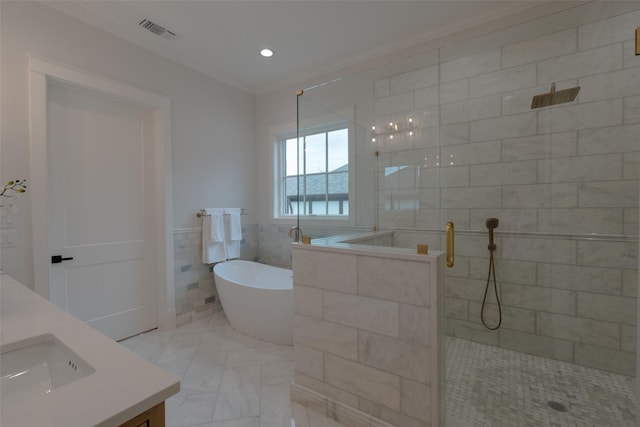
[126,328,176,363]
[261,360,294,386]
[198,330,272,354]
[225,345,293,368]
[212,418,262,427]
[121,311,635,427]
[156,343,200,376]
[180,356,226,395]
[208,311,237,331]
[120,312,348,427]
[213,365,263,421]
[166,391,218,427]
[260,383,293,427]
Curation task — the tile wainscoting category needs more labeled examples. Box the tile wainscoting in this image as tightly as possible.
[173,223,343,325]
[173,225,258,326]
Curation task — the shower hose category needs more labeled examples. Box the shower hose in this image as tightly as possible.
[481,241,502,330]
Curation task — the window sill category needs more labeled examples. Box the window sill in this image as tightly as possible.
[274,216,351,221]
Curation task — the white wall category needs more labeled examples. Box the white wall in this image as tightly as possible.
[0,1,256,287]
[254,85,295,225]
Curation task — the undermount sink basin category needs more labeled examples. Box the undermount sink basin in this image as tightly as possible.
[0,334,95,408]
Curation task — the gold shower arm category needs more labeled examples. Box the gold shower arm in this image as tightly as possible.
[446,221,454,268]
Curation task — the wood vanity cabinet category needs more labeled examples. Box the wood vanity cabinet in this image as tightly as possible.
[119,402,165,427]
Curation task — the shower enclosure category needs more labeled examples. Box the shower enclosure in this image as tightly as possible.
[295,2,640,426]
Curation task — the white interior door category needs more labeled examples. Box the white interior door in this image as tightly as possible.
[47,83,157,341]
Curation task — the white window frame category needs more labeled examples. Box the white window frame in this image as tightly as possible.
[271,107,355,225]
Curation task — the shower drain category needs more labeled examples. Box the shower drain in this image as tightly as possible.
[547,401,568,412]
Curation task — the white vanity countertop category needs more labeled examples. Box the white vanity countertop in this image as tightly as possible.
[0,274,180,427]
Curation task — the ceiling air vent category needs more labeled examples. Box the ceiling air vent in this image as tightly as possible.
[138,18,176,40]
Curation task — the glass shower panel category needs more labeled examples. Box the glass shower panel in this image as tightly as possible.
[438,2,639,426]
[296,93,376,238]
[297,46,441,240]
[295,3,639,424]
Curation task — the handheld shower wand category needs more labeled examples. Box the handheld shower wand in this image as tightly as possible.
[481,218,502,330]
[486,217,499,250]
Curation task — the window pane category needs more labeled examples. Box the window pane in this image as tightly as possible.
[284,176,298,215]
[287,197,298,215]
[312,200,326,215]
[305,133,326,174]
[328,171,348,197]
[285,137,299,177]
[328,129,348,172]
[328,200,340,215]
[280,127,349,218]
[304,173,326,195]
[298,138,304,178]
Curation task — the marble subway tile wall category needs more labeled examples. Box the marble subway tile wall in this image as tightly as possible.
[173,224,258,326]
[174,224,370,325]
[372,6,640,376]
[257,224,295,268]
[291,245,440,427]
[257,224,373,269]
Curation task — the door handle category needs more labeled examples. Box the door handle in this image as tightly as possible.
[51,255,74,264]
[446,221,454,268]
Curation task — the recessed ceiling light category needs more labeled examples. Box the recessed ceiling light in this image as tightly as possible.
[260,48,274,58]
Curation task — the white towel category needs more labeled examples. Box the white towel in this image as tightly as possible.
[207,208,225,242]
[226,208,242,241]
[224,208,242,259]
[202,208,226,263]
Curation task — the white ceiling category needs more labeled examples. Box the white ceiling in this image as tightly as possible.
[44,1,575,94]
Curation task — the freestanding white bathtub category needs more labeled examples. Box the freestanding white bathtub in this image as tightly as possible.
[213,260,293,345]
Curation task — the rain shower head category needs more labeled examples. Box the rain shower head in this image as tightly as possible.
[531,83,580,109]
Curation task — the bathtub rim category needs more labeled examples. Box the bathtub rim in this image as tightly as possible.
[213,259,292,290]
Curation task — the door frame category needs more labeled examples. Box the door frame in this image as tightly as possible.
[28,54,176,331]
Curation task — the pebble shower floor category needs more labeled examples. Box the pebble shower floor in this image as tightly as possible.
[446,337,635,427]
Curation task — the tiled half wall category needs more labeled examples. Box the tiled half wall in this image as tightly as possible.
[291,244,443,427]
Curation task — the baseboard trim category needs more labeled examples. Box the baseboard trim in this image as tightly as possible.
[290,382,395,427]
[159,307,177,330]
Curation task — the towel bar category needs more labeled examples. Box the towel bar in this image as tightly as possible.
[197,208,247,218]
